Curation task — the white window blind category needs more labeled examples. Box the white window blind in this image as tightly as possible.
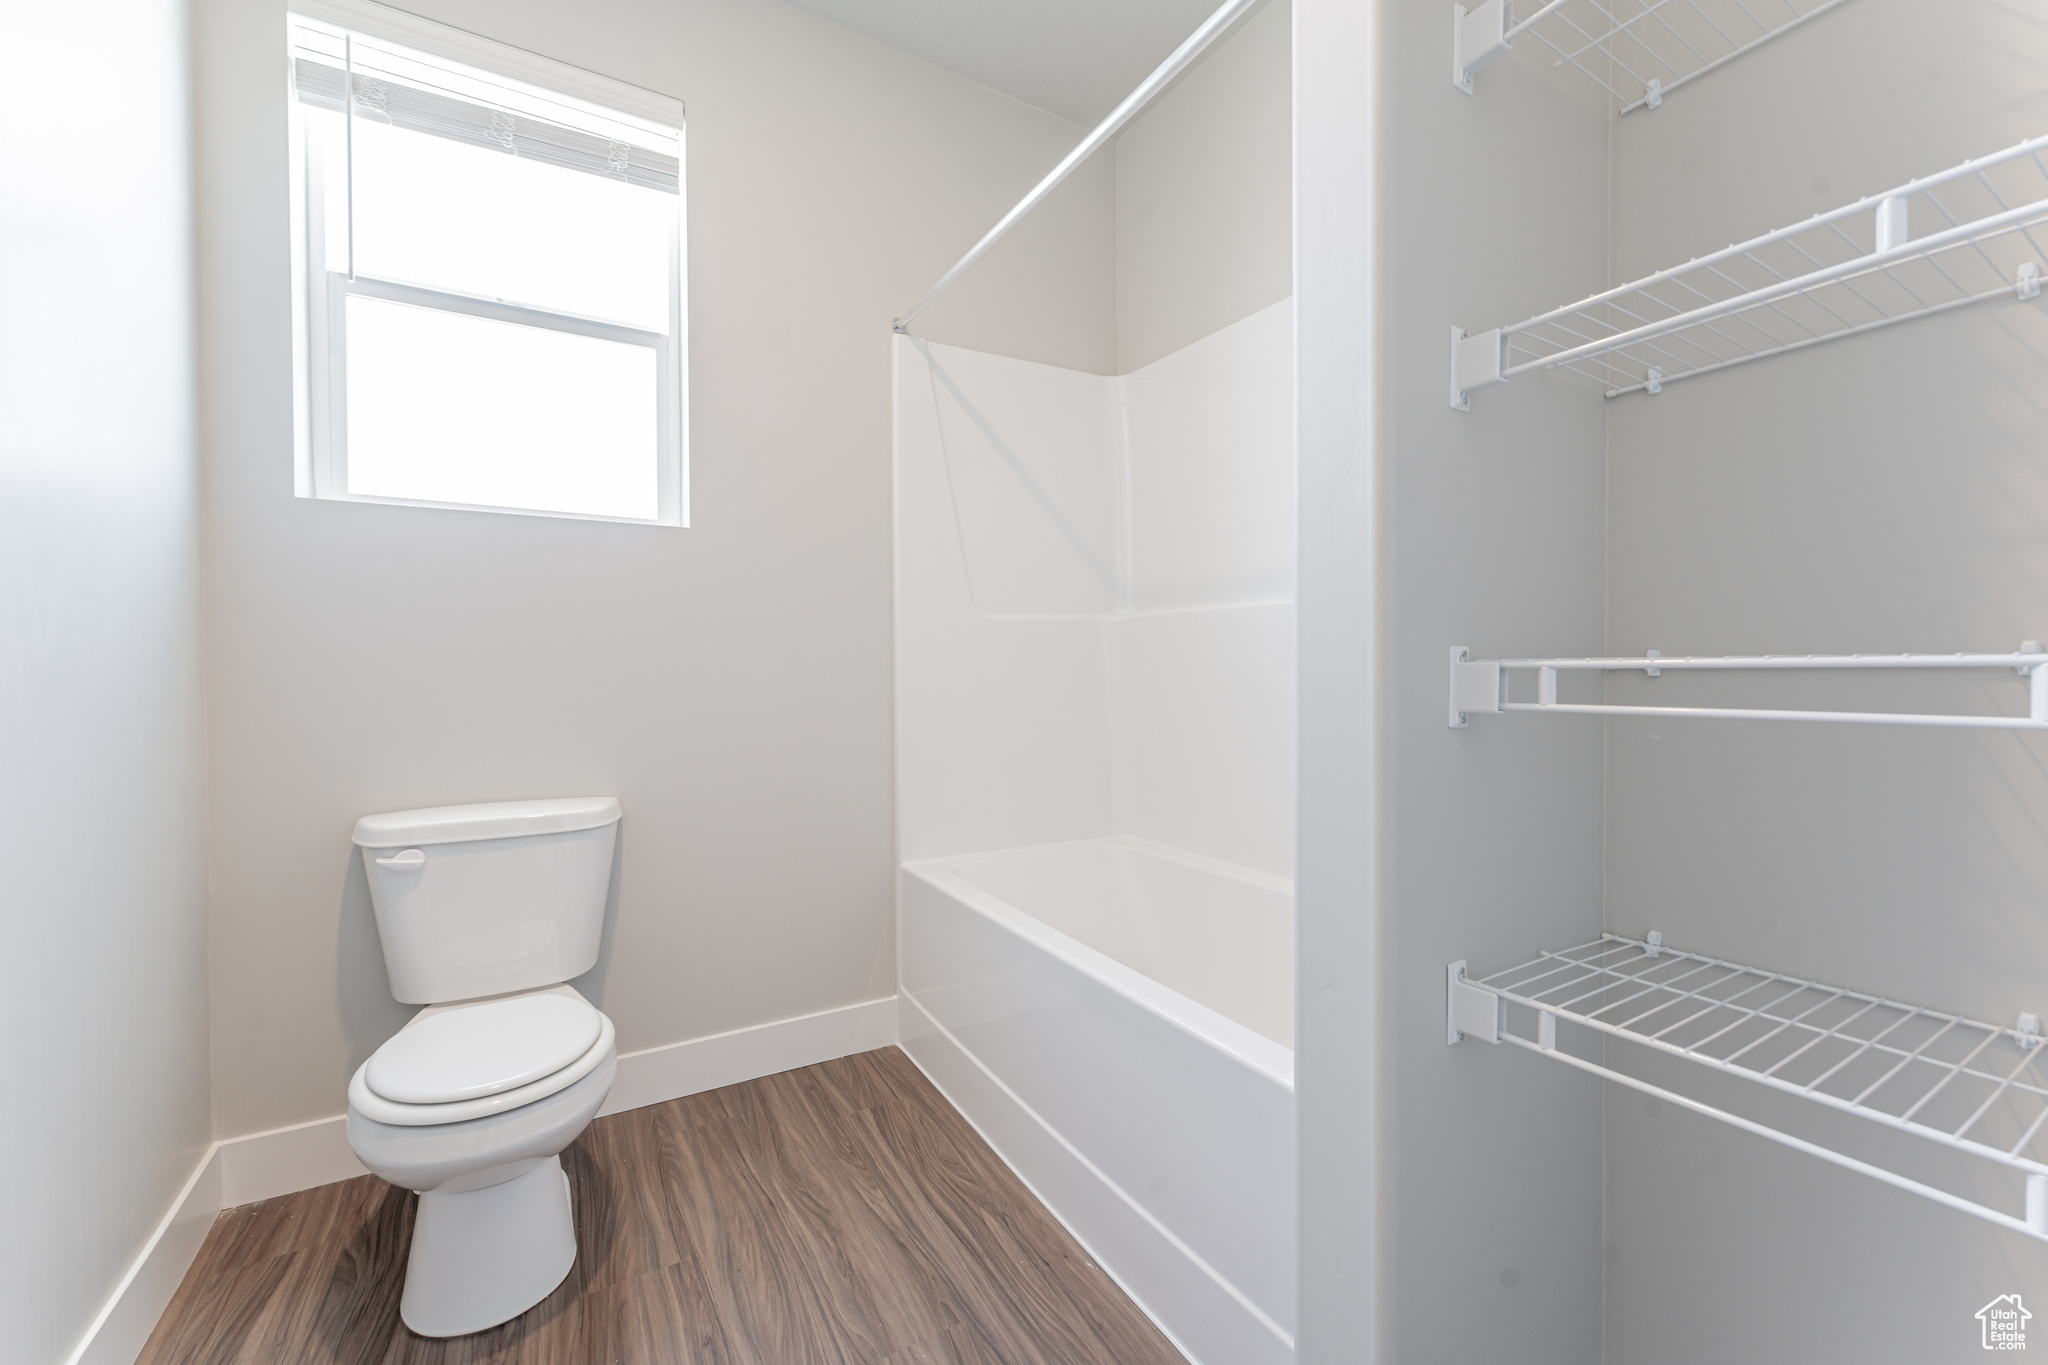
[287,13,686,525]
[289,57,680,194]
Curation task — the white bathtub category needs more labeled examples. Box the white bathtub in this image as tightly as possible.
[898,837,1296,1365]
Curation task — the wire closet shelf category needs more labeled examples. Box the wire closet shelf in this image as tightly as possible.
[1454,0,1851,110]
[1450,935,2048,1239]
[1448,645,2048,728]
[1449,132,2048,408]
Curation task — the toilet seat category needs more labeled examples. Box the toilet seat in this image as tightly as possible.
[368,993,602,1104]
[350,989,616,1127]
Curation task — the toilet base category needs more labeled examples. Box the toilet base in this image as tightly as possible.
[400,1156,577,1337]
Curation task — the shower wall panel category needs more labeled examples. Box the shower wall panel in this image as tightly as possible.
[894,301,1295,870]
[894,301,1299,1364]
[894,340,1119,865]
[1123,301,1296,612]
[1115,604,1295,878]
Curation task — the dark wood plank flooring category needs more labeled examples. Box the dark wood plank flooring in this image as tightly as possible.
[136,1047,1185,1365]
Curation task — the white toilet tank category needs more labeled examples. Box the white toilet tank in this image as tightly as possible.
[353,797,621,1005]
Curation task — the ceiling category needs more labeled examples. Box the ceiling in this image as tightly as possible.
[779,0,1228,124]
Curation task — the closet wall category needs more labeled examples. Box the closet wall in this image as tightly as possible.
[1292,0,1381,1356]
[1302,0,1622,1358]
[1315,0,2048,1360]
[1604,1,2048,1357]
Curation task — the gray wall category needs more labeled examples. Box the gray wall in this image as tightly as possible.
[1114,0,1293,373]
[1380,1,1612,1358]
[1299,0,1612,1358]
[1294,0,1384,1354]
[1604,0,2048,1358]
[1308,0,2048,1357]
[194,0,1118,1139]
[0,1,214,1359]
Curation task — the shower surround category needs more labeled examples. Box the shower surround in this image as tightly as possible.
[892,300,1296,1365]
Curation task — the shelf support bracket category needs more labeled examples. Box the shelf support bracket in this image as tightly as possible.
[1874,195,1910,254]
[1449,646,1502,727]
[1452,0,1513,94]
[1448,961,1501,1044]
[1450,326,1505,410]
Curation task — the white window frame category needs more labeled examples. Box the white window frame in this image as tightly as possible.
[288,0,689,527]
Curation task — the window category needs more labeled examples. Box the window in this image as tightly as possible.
[288,10,685,524]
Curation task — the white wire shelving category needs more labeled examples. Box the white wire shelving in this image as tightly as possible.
[1449,133,2048,408]
[1450,934,2048,1239]
[1454,0,1851,111]
[1449,645,2048,728]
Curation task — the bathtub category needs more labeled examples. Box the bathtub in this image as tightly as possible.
[898,836,1296,1365]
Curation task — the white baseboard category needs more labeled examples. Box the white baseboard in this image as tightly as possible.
[596,995,900,1117]
[66,1147,221,1365]
[220,1110,374,1207]
[66,994,899,1365]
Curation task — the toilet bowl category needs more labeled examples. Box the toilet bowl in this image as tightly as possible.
[348,986,617,1336]
[346,797,622,1337]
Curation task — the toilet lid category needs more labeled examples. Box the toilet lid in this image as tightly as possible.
[365,993,603,1106]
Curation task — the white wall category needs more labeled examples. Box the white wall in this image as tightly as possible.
[193,0,1120,1140]
[1117,303,1296,876]
[1300,0,2048,1358]
[1383,23,1613,1358]
[1115,0,1293,373]
[894,338,1121,861]
[1603,0,2048,1355]
[1123,302,1295,611]
[0,3,215,1361]
[1294,0,1613,1358]
[1292,0,1383,1354]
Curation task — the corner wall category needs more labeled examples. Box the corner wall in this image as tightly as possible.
[0,3,215,1360]
[1296,0,1614,1358]
[1114,0,1293,373]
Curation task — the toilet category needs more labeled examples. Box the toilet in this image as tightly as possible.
[346,796,623,1338]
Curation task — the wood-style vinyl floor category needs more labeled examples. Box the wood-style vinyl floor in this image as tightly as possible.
[135,1047,1186,1365]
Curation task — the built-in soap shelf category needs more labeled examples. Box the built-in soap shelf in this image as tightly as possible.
[1449,133,2048,409]
[1450,933,2048,1240]
[1453,0,1852,109]
[1448,644,2048,729]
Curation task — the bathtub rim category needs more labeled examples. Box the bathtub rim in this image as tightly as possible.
[901,835,1295,1089]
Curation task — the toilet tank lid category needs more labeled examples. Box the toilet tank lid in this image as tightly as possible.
[353,796,621,848]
